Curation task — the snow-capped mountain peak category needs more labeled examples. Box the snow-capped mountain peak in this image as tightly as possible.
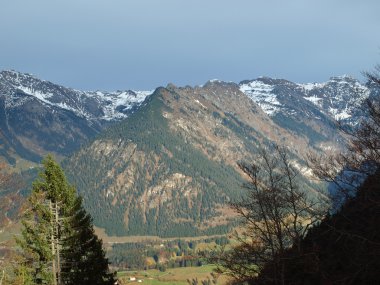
[0,70,152,121]
[301,76,370,122]
[83,89,152,121]
[239,75,372,124]
[239,79,280,115]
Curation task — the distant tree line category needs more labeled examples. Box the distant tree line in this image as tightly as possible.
[107,237,229,271]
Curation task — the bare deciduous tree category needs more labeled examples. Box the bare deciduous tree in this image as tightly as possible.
[211,145,327,285]
[308,67,380,204]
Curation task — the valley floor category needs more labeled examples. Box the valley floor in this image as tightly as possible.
[117,265,230,285]
[95,227,230,245]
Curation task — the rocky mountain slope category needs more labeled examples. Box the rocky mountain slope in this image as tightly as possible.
[64,76,374,237]
[0,70,151,165]
[0,71,376,236]
[239,75,371,125]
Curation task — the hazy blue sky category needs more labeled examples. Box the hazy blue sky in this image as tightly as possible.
[1,0,379,90]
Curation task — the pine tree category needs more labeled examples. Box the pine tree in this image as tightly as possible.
[16,155,66,285]
[61,196,115,285]
[16,155,115,285]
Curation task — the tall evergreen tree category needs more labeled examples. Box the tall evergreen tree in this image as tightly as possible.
[61,196,115,285]
[16,155,115,285]
[16,155,69,284]
[16,188,54,284]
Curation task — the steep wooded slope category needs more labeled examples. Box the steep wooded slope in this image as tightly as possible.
[65,82,338,237]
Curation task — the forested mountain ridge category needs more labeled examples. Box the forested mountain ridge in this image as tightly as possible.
[64,80,353,237]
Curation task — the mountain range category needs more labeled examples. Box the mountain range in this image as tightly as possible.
[0,70,376,236]
[0,70,150,165]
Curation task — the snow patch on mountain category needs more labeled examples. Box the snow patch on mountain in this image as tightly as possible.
[86,90,152,120]
[301,82,326,91]
[239,80,281,116]
[328,107,349,120]
[303,95,323,108]
[17,86,54,102]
